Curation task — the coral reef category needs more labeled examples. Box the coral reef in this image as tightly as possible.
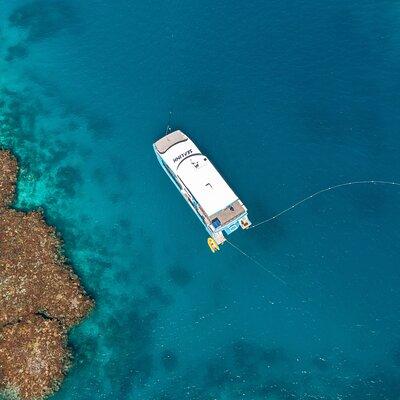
[0,150,93,399]
[0,151,17,208]
[0,316,67,400]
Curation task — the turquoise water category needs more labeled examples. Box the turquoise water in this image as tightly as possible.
[1,1,400,398]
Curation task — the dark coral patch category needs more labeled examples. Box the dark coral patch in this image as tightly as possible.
[168,265,192,287]
[9,0,76,42]
[146,285,173,306]
[5,43,29,62]
[56,165,83,197]
[87,115,113,139]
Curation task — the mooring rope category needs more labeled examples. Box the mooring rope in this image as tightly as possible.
[225,180,400,303]
[226,238,288,286]
[228,180,400,283]
[250,180,400,230]
[226,238,315,304]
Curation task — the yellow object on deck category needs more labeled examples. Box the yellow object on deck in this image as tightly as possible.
[207,237,220,253]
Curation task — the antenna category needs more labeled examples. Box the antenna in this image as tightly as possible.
[165,111,173,135]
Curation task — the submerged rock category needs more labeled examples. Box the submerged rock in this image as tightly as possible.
[0,150,93,399]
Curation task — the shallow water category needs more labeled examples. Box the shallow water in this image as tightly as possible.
[1,1,400,399]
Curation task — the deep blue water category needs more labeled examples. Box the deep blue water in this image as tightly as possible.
[1,1,400,399]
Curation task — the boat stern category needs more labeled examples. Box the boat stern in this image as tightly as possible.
[207,202,252,248]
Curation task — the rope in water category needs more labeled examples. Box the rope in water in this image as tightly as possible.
[226,238,288,286]
[250,180,400,230]
[226,238,314,303]
[226,180,400,290]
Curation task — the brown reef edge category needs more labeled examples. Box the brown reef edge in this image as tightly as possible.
[0,150,94,400]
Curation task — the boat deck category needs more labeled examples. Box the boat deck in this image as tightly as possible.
[209,199,246,226]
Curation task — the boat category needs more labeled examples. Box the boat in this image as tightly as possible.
[153,130,251,249]
[207,237,220,253]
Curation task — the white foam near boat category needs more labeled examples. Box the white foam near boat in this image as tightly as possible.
[153,130,251,247]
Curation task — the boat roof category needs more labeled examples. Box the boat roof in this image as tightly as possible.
[154,130,240,216]
[154,130,188,154]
